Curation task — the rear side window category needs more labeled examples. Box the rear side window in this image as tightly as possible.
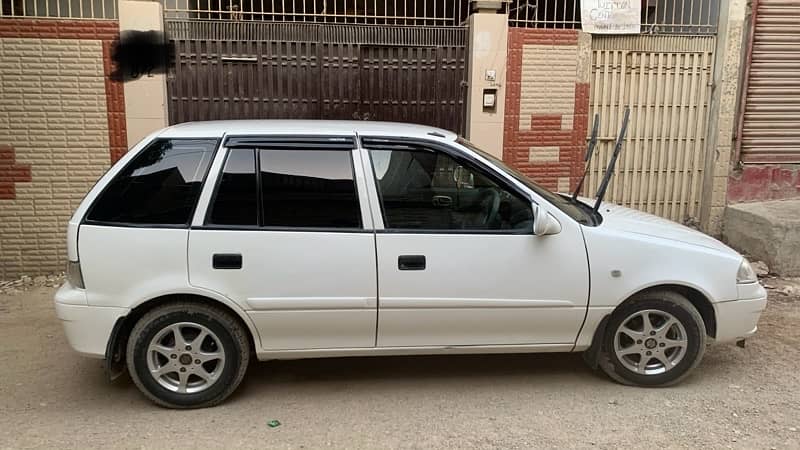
[87,139,217,225]
[205,148,362,229]
[259,149,361,228]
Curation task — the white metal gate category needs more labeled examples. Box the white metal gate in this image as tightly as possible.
[584,35,715,223]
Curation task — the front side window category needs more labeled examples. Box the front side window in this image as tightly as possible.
[369,145,532,231]
[87,139,217,225]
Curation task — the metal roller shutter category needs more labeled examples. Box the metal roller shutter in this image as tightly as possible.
[740,0,800,163]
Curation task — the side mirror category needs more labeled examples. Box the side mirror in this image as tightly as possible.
[532,204,562,236]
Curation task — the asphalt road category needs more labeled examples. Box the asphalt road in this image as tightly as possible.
[1,282,799,449]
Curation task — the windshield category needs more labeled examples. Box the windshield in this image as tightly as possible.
[456,137,595,225]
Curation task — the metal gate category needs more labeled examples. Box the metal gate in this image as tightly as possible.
[584,36,715,223]
[738,0,800,163]
[166,20,468,134]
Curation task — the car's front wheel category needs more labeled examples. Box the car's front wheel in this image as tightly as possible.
[126,302,250,408]
[597,290,707,386]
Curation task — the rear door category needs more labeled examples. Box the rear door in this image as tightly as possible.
[188,136,378,351]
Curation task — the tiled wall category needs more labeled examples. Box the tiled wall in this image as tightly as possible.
[503,28,590,193]
[0,19,126,279]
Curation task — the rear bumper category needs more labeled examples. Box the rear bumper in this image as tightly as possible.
[713,295,767,343]
[54,284,128,358]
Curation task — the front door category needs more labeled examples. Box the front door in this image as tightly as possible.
[362,138,590,347]
[188,139,377,351]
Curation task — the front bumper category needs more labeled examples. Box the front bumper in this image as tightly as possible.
[713,283,768,343]
[54,283,128,358]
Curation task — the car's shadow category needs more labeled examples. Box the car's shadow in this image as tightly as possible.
[237,352,601,390]
[78,348,720,409]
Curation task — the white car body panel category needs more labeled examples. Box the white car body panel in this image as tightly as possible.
[79,226,191,307]
[187,229,378,350]
[374,232,588,347]
[54,120,767,363]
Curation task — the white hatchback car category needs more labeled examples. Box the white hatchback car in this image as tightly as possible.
[56,120,766,408]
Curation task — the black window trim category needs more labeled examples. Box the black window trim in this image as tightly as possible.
[361,136,535,236]
[224,135,356,150]
[203,147,259,228]
[199,136,366,232]
[81,137,222,229]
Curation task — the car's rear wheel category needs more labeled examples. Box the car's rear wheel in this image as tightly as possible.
[597,290,706,386]
[126,302,250,408]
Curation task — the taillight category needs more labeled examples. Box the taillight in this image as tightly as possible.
[66,260,85,289]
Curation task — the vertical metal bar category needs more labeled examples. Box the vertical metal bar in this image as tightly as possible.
[664,52,683,219]
[610,49,627,202]
[618,50,635,205]
[544,0,549,26]
[632,49,648,210]
[589,48,608,196]
[639,52,657,213]
[689,47,711,217]
[603,49,619,199]
[669,52,689,220]
[572,0,577,27]
[670,0,678,32]
[653,52,671,217]
[709,0,717,33]
[677,52,700,220]
[654,49,670,216]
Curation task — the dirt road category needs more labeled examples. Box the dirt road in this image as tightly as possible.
[1,283,799,449]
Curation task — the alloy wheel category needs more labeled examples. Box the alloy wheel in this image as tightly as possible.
[146,322,226,394]
[613,309,688,375]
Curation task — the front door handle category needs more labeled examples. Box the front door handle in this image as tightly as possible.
[398,255,426,271]
[213,253,242,269]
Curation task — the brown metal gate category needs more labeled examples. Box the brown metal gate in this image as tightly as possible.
[738,0,800,163]
[166,21,468,134]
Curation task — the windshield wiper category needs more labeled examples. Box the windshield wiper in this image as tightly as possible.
[571,113,599,202]
[593,107,631,213]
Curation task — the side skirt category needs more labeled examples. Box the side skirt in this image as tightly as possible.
[256,343,575,361]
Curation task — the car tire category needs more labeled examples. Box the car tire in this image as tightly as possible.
[126,302,250,409]
[597,290,706,387]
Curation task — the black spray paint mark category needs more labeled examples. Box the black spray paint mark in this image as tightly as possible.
[110,30,175,82]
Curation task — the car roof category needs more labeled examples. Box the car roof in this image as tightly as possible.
[157,120,459,141]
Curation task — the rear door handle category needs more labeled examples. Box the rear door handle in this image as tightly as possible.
[213,253,242,269]
[398,255,426,271]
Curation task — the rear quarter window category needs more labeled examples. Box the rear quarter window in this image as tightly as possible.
[86,138,217,226]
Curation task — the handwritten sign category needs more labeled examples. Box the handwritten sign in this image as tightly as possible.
[581,0,641,34]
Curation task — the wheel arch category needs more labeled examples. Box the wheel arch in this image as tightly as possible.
[628,284,717,339]
[104,292,259,380]
[582,283,717,369]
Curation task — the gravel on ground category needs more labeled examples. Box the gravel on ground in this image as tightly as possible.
[1,279,799,449]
